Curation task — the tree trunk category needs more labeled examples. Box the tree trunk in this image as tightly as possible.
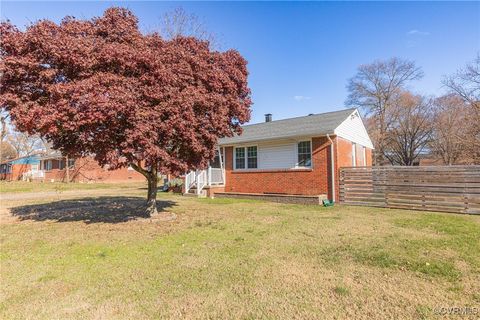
[130,163,159,217]
[146,172,158,217]
[65,156,70,183]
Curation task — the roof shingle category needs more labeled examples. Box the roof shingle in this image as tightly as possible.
[219,108,356,145]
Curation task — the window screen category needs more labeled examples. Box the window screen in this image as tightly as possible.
[235,147,245,169]
[247,146,257,169]
[297,141,312,167]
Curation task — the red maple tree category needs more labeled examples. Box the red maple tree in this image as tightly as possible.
[0,7,252,215]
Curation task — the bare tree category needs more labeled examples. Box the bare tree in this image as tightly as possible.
[160,7,220,49]
[444,55,480,112]
[7,131,43,157]
[0,108,9,161]
[430,94,470,165]
[0,141,16,161]
[383,91,433,166]
[443,55,480,164]
[346,57,424,165]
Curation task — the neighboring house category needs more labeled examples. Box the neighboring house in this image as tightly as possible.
[0,154,42,181]
[0,152,146,183]
[38,153,145,183]
[413,155,472,166]
[185,108,374,202]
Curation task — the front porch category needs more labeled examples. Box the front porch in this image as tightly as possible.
[184,147,226,197]
[184,167,225,197]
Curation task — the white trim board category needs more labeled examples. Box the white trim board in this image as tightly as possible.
[334,109,374,149]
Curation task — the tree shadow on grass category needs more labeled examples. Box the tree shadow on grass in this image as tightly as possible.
[10,196,176,224]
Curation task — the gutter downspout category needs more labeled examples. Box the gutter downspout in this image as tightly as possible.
[326,134,336,202]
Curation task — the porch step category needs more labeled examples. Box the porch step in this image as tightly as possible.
[183,188,207,198]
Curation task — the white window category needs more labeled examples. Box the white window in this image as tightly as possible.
[297,141,312,167]
[45,160,52,171]
[247,146,257,169]
[352,143,356,166]
[235,147,245,169]
[234,146,257,169]
[68,159,75,168]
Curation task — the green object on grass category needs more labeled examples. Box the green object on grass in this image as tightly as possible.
[323,199,334,207]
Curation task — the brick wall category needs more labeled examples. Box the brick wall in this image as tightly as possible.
[224,137,331,196]
[214,192,326,205]
[334,137,351,202]
[365,148,372,166]
[355,143,363,166]
[43,157,145,183]
[222,135,373,202]
[0,164,31,181]
[334,136,373,201]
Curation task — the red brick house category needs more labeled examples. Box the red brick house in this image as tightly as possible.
[37,153,145,183]
[0,154,41,181]
[184,108,373,202]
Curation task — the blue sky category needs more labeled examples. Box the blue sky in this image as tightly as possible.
[1,1,479,124]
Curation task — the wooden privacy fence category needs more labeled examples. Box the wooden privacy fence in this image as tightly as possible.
[339,166,480,214]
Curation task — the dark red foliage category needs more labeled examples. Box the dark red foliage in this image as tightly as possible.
[0,7,252,175]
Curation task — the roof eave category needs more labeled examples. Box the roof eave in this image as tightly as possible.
[218,131,336,146]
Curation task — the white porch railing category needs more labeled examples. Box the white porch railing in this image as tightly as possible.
[184,147,225,196]
[22,170,45,181]
[209,168,224,185]
[196,170,207,195]
[184,167,225,195]
[185,171,196,193]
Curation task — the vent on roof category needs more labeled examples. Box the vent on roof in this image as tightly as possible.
[308,113,314,116]
[265,113,272,122]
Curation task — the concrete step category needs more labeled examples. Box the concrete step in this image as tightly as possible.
[183,189,207,198]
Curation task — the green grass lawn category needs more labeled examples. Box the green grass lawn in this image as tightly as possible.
[0,181,146,193]
[0,185,479,319]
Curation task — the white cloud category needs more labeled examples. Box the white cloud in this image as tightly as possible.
[407,29,430,36]
[294,95,311,101]
[405,30,430,48]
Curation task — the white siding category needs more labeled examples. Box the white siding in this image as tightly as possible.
[233,139,312,170]
[334,110,374,149]
[258,141,296,169]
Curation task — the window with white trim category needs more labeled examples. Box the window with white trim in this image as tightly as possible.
[247,146,257,169]
[352,143,357,166]
[235,147,245,169]
[45,160,52,171]
[297,141,312,167]
[234,146,257,169]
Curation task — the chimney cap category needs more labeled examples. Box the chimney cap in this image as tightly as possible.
[264,113,272,122]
